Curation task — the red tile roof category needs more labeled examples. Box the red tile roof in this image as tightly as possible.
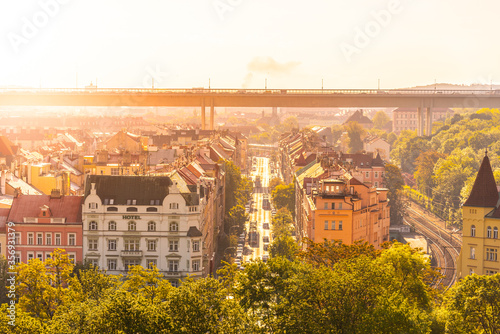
[0,208,11,233]
[7,195,83,223]
[464,155,499,207]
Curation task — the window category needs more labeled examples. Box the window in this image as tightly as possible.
[88,258,99,268]
[374,182,378,187]
[88,239,98,251]
[338,203,342,210]
[339,221,343,230]
[14,233,20,245]
[469,268,475,275]
[55,233,61,246]
[111,168,119,175]
[146,207,158,212]
[487,226,492,238]
[168,260,179,272]
[365,172,370,178]
[170,203,179,210]
[126,207,138,212]
[124,239,140,251]
[486,248,498,262]
[486,270,498,275]
[148,221,156,232]
[147,259,157,269]
[89,221,98,231]
[37,253,43,261]
[324,220,328,230]
[494,227,499,239]
[108,221,116,231]
[89,202,98,209]
[68,233,76,246]
[46,233,52,246]
[374,172,378,178]
[471,225,476,237]
[147,239,157,251]
[470,247,476,259]
[108,239,117,251]
[37,233,43,245]
[124,259,140,271]
[192,240,200,252]
[28,233,34,245]
[14,253,20,264]
[28,253,34,261]
[169,240,179,252]
[331,203,335,210]
[128,221,136,231]
[189,206,197,212]
[45,253,51,260]
[324,203,328,210]
[192,259,200,271]
[331,221,336,230]
[107,259,117,271]
[170,222,178,232]
[107,207,118,212]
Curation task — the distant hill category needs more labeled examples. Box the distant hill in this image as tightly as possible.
[405,83,500,90]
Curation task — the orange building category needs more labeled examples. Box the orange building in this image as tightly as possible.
[310,177,390,248]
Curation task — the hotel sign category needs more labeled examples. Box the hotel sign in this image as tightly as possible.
[123,215,141,220]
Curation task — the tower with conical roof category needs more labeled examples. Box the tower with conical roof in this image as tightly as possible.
[458,151,500,277]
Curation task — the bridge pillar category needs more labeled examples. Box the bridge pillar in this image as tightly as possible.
[417,107,422,136]
[210,100,215,130]
[426,107,432,136]
[201,99,206,130]
[272,107,278,118]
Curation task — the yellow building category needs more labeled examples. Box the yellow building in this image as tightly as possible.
[27,163,70,195]
[458,153,500,277]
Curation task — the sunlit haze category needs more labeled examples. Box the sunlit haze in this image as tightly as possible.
[1,0,499,89]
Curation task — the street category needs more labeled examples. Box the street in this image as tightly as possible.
[244,156,272,263]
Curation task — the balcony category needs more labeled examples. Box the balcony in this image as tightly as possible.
[120,250,143,257]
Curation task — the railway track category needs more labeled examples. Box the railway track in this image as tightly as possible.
[404,207,462,289]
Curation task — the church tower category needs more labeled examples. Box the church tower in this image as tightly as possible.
[458,152,500,277]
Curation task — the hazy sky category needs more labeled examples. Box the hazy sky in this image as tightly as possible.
[1,0,499,89]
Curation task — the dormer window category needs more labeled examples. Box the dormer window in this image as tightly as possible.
[89,203,98,210]
[170,203,179,210]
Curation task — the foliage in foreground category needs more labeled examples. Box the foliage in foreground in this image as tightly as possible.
[1,243,500,333]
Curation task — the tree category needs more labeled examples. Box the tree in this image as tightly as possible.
[345,121,366,153]
[271,183,295,215]
[384,164,406,224]
[387,132,398,146]
[373,110,391,129]
[271,208,294,237]
[299,238,380,269]
[444,274,500,334]
[268,235,299,261]
[414,150,446,196]
[228,205,248,235]
[269,177,283,193]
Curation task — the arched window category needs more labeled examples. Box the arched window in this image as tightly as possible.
[128,221,136,231]
[148,221,156,232]
[89,221,98,231]
[126,207,138,212]
[108,221,116,231]
[471,225,476,237]
[494,227,499,239]
[170,222,178,232]
[107,207,118,212]
[487,226,492,238]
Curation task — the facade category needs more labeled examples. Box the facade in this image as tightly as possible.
[7,191,83,264]
[392,107,453,134]
[363,136,390,161]
[82,175,205,284]
[458,154,500,277]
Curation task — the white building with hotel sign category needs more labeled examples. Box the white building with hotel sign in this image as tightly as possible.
[82,174,204,285]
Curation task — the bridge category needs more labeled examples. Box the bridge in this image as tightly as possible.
[2,88,500,134]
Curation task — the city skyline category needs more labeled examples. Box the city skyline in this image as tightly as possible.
[1,0,499,89]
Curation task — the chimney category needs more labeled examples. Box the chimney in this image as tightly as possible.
[50,189,62,199]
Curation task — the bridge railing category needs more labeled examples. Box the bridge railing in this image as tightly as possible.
[1,88,500,95]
